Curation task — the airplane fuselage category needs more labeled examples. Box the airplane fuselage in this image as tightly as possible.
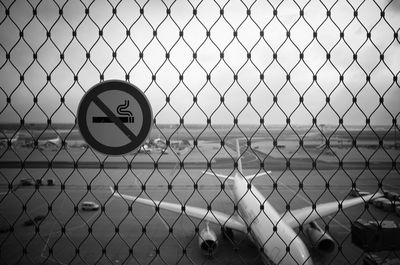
[232,173,313,265]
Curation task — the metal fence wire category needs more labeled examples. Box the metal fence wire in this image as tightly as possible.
[0,0,399,264]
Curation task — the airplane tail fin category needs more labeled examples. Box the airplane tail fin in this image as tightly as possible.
[202,139,243,181]
[203,171,234,181]
[236,139,243,175]
[203,139,271,181]
[202,171,271,181]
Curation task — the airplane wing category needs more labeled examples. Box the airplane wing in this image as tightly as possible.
[110,187,247,232]
[281,193,383,228]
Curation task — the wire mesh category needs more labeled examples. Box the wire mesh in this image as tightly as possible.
[0,0,399,264]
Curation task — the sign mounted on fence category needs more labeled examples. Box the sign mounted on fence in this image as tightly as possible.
[77,80,153,155]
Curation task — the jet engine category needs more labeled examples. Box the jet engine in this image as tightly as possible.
[304,221,335,253]
[198,226,218,256]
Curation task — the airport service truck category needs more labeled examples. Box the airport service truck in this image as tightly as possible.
[352,219,400,265]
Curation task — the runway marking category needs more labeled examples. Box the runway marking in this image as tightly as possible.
[131,168,171,231]
[328,215,350,232]
[155,163,181,231]
[156,212,170,230]
[40,194,67,264]
[39,194,115,264]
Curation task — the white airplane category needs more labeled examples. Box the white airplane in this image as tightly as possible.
[26,136,62,150]
[110,140,381,265]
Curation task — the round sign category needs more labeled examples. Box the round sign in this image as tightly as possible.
[77,80,153,155]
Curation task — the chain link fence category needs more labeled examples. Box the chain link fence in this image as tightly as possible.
[1,0,399,264]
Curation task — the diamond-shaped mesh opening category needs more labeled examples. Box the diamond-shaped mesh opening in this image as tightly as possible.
[1,0,400,264]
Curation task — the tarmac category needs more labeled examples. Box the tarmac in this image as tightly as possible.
[0,141,400,265]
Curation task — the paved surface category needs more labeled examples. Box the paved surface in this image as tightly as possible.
[0,141,399,264]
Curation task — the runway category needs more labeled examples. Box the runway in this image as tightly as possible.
[1,166,399,264]
[0,139,399,264]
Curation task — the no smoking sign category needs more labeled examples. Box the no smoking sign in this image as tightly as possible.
[77,80,153,155]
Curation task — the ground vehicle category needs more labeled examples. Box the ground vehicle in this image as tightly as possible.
[384,191,399,201]
[352,219,400,251]
[47,179,54,186]
[363,253,400,265]
[23,215,45,226]
[349,188,371,197]
[81,201,100,211]
[387,201,400,212]
[372,198,392,209]
[20,178,35,186]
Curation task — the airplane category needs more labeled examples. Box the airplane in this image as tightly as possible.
[110,139,381,265]
[23,136,62,150]
[0,131,20,149]
[38,136,61,149]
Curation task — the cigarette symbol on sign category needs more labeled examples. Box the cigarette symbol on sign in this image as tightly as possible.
[92,100,134,123]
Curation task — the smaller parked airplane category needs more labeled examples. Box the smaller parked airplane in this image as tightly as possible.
[0,131,20,148]
[22,136,62,150]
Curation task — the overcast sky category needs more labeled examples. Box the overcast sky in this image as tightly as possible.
[0,0,399,125]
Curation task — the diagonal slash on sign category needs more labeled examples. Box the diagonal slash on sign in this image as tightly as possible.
[92,96,137,142]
